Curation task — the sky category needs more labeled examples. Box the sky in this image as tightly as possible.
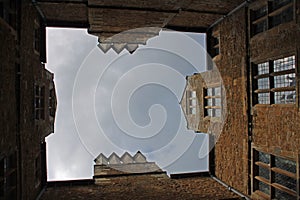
[46,27,209,180]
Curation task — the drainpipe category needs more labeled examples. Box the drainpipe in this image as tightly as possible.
[210,175,251,200]
[32,0,46,23]
[208,0,252,31]
[35,186,46,200]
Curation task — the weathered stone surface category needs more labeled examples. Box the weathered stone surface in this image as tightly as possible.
[94,152,163,179]
[41,176,241,200]
[206,8,249,195]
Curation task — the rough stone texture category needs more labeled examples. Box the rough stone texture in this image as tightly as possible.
[0,9,19,198]
[41,176,241,200]
[0,13,17,158]
[207,8,249,195]
[37,2,88,26]
[94,152,162,178]
[18,2,56,199]
[1,0,300,199]
[252,105,300,158]
[180,69,224,134]
[36,0,245,53]
[250,21,300,63]
[0,1,57,199]
[249,1,300,199]
[36,0,245,30]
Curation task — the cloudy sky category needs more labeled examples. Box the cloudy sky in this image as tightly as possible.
[46,27,209,180]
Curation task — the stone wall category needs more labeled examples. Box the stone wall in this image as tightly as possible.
[41,176,241,200]
[0,0,56,198]
[94,152,164,184]
[0,5,19,199]
[208,8,250,195]
[0,9,17,160]
[250,0,300,163]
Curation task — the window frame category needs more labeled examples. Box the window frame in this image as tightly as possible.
[251,147,300,199]
[0,153,17,200]
[48,88,56,118]
[204,85,222,118]
[250,0,294,37]
[252,55,297,105]
[186,90,197,115]
[34,85,45,120]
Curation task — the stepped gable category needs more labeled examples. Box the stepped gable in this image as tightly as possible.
[108,152,121,164]
[93,151,165,184]
[94,153,108,165]
[133,151,147,163]
[120,152,134,164]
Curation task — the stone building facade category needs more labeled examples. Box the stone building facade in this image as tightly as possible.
[181,0,300,199]
[1,0,300,199]
[0,0,56,199]
[41,152,241,200]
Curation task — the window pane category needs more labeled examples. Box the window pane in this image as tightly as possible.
[258,78,269,89]
[253,6,268,20]
[258,151,270,164]
[35,85,39,96]
[191,107,196,115]
[258,93,270,104]
[254,20,267,35]
[258,181,270,195]
[215,98,221,107]
[258,62,269,75]
[207,98,213,106]
[275,173,296,192]
[258,166,269,180]
[275,156,296,174]
[207,109,213,117]
[272,0,292,10]
[274,56,295,72]
[274,91,296,104]
[191,91,196,98]
[274,188,295,200]
[215,109,221,117]
[274,73,295,88]
[207,88,213,96]
[214,87,221,96]
[191,99,197,106]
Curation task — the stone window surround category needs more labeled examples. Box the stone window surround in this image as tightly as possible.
[252,55,297,105]
[204,85,222,118]
[250,0,295,37]
[251,146,300,199]
[0,152,17,199]
[34,84,45,120]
